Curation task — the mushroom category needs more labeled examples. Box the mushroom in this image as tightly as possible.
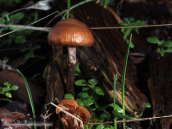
[48,18,94,95]
[56,98,91,129]
[56,98,79,114]
[76,106,91,128]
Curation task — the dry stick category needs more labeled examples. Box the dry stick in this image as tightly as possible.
[90,24,172,29]
[87,114,172,125]
[0,9,67,38]
[0,24,50,32]
[1,23,172,35]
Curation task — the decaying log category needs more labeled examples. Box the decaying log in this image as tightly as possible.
[42,46,67,129]
[148,51,172,129]
[0,69,45,105]
[66,2,147,117]
[120,2,172,21]
[43,46,67,103]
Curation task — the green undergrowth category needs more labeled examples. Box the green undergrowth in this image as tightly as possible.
[147,37,172,56]
[0,82,18,102]
[64,35,136,129]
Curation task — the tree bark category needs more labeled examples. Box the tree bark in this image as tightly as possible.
[148,51,172,129]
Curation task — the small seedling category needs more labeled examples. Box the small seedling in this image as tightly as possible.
[147,37,172,56]
[21,45,45,60]
[0,82,18,102]
[119,18,147,48]
[0,10,38,47]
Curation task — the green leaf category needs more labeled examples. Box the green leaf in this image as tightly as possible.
[5,92,12,98]
[14,12,24,20]
[6,19,14,25]
[166,48,172,52]
[29,73,42,81]
[94,87,104,95]
[88,79,98,85]
[21,48,29,52]
[161,41,172,47]
[119,22,128,26]
[9,33,15,38]
[82,93,89,98]
[99,113,107,119]
[147,37,160,44]
[4,82,11,87]
[76,99,83,106]
[101,103,123,113]
[64,94,74,99]
[2,88,10,92]
[113,110,136,120]
[0,98,12,102]
[126,39,134,48]
[32,45,41,50]
[0,28,4,34]
[9,27,19,31]
[24,51,34,60]
[1,11,8,17]
[10,85,18,90]
[83,97,93,107]
[14,36,26,44]
[82,87,89,91]
[146,102,151,108]
[0,19,5,24]
[75,79,87,86]
[104,125,114,129]
[1,12,10,21]
[75,62,81,74]
[96,124,104,129]
[123,28,132,39]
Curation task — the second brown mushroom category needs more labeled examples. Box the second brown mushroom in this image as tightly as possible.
[48,18,94,96]
[56,98,91,129]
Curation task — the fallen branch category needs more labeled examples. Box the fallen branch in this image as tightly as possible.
[0,24,50,32]
[87,114,172,125]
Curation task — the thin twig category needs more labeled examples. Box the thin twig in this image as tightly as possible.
[45,9,67,27]
[0,24,50,32]
[90,23,172,29]
[1,23,172,33]
[87,114,172,125]
[0,10,67,38]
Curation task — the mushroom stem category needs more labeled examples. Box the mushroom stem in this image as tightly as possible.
[68,46,76,64]
[66,46,77,96]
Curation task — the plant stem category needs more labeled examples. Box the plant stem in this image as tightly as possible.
[121,34,132,129]
[62,0,94,19]
[66,0,71,19]
[16,69,37,129]
[66,46,77,96]
[113,74,118,129]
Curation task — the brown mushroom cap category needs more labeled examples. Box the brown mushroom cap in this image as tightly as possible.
[56,98,79,114]
[76,106,91,125]
[48,18,94,46]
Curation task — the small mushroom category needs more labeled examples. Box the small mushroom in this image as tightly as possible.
[48,18,94,95]
[76,106,91,128]
[56,99,91,129]
[56,98,78,114]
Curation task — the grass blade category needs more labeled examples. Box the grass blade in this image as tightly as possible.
[121,34,132,129]
[113,73,118,128]
[66,0,70,19]
[16,69,37,129]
